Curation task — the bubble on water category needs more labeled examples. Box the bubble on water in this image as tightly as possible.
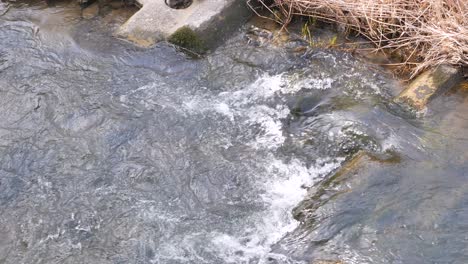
[183,73,337,150]
[175,73,345,262]
[210,156,343,263]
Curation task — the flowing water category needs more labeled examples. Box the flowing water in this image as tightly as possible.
[0,2,467,264]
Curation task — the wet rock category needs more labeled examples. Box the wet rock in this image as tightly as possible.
[292,148,404,223]
[293,151,367,222]
[245,26,274,47]
[108,0,124,9]
[82,2,99,19]
[246,16,291,48]
[395,64,462,110]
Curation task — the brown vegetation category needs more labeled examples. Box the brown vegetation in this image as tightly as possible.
[252,0,467,78]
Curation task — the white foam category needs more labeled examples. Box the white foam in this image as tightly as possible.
[289,75,335,91]
[132,73,345,263]
[175,74,346,262]
[244,104,290,150]
[214,102,235,122]
[210,156,343,263]
[183,73,335,150]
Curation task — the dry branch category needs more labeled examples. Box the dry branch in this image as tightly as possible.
[257,0,468,77]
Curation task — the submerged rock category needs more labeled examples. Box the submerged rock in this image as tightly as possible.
[82,2,99,19]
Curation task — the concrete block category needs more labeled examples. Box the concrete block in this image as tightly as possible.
[116,0,251,48]
[395,65,462,110]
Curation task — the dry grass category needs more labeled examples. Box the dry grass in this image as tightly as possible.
[252,0,468,78]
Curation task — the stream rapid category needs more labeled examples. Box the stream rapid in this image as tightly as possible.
[0,2,467,264]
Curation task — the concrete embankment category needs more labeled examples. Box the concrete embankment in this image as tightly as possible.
[116,0,251,48]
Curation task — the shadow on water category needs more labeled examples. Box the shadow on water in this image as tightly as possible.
[0,2,467,264]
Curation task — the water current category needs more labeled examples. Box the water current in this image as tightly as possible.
[0,1,467,264]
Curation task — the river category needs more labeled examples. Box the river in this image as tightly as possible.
[0,1,467,264]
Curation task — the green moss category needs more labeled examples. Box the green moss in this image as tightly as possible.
[168,26,206,55]
[369,150,402,164]
[290,107,302,117]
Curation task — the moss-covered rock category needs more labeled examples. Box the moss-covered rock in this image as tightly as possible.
[168,26,206,55]
[395,64,462,110]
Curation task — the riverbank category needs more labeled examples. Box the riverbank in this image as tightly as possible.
[254,0,467,78]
